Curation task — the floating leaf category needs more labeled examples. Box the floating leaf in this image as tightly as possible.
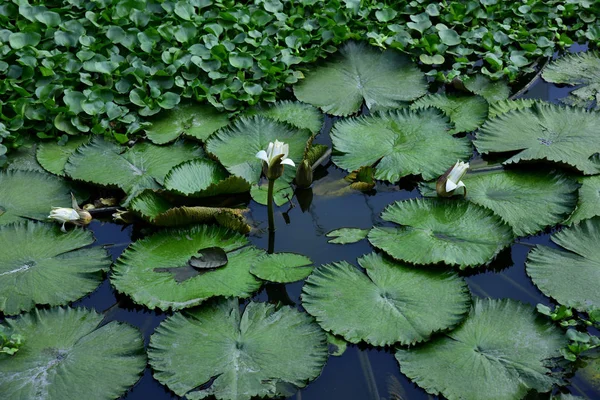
[188,247,228,269]
[250,253,313,283]
[250,179,293,206]
[206,116,310,184]
[0,222,110,315]
[331,109,472,183]
[396,298,566,400]
[36,137,90,176]
[65,137,202,199]
[164,159,251,198]
[410,94,488,134]
[526,217,600,313]
[463,74,510,103]
[246,100,323,134]
[459,169,577,236]
[145,103,230,144]
[345,166,375,191]
[488,98,538,119]
[566,175,600,225]
[111,225,263,311]
[294,41,427,116]
[149,299,327,400]
[326,333,347,357]
[368,199,514,268]
[0,171,74,225]
[129,190,250,233]
[326,228,369,244]
[5,143,45,173]
[542,52,600,110]
[475,104,600,175]
[302,253,470,346]
[0,307,145,399]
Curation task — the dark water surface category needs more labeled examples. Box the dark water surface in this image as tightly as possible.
[64,68,600,400]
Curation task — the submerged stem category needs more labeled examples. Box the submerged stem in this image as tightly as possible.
[267,178,276,234]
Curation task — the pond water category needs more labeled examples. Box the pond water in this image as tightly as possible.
[55,61,600,399]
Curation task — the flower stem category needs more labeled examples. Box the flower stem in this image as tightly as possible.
[267,178,276,234]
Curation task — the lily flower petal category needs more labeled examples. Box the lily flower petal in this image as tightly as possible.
[281,158,295,167]
[255,150,269,163]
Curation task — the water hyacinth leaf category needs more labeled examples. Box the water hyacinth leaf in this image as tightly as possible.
[488,98,538,119]
[0,171,74,225]
[294,41,427,116]
[206,116,310,184]
[395,299,567,400]
[0,307,146,399]
[250,253,313,283]
[462,74,510,103]
[149,299,327,400]
[0,222,110,315]
[475,104,600,175]
[331,109,472,183]
[542,52,600,110]
[246,100,324,134]
[164,159,251,198]
[145,103,230,144]
[250,179,293,206]
[130,190,250,233]
[111,225,263,311]
[368,199,514,268]
[326,228,369,244]
[566,176,600,225]
[302,253,470,346]
[65,137,202,198]
[36,136,91,176]
[410,94,488,134]
[459,169,577,236]
[526,217,600,313]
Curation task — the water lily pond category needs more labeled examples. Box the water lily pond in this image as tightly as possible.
[3,37,600,400]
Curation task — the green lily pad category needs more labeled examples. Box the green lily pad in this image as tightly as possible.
[410,94,489,134]
[0,307,146,399]
[164,159,251,198]
[65,137,202,200]
[246,100,324,134]
[566,175,600,225]
[293,41,427,116]
[331,109,472,183]
[395,298,567,400]
[36,137,91,176]
[302,253,470,346]
[462,74,510,103]
[111,225,264,311]
[250,253,313,283]
[488,98,539,119]
[542,52,600,110]
[5,142,45,173]
[145,103,230,144]
[526,217,600,313]
[475,103,600,175]
[0,222,110,315]
[250,179,293,206]
[368,199,514,268]
[129,190,250,233]
[326,228,369,244]
[458,169,577,236]
[206,116,310,184]
[149,299,328,400]
[0,170,74,225]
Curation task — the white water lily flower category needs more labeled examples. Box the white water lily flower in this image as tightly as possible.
[48,194,93,232]
[445,160,469,192]
[256,140,295,180]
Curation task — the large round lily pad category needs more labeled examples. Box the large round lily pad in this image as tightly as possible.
[526,217,600,313]
[0,222,110,315]
[475,103,600,175]
[205,116,311,184]
[164,159,251,197]
[331,109,472,183]
[566,175,600,225]
[302,253,470,346]
[149,299,328,400]
[293,41,427,116]
[0,170,74,226]
[36,137,91,176]
[245,100,323,134]
[368,199,514,268]
[410,94,488,134]
[111,225,264,311]
[395,298,567,400]
[0,307,146,399]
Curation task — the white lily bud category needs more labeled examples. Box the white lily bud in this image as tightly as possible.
[436,160,469,197]
[255,140,295,180]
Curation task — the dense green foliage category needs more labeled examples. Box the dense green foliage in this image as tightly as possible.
[0,0,598,152]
